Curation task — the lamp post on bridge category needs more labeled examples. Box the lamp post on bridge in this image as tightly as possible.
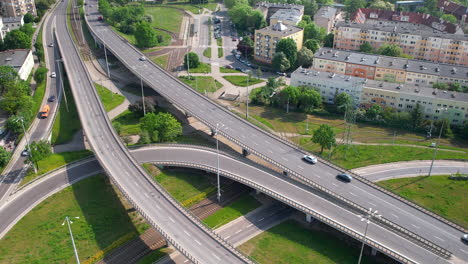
[357,208,381,264]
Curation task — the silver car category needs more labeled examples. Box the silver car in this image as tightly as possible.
[303,155,318,164]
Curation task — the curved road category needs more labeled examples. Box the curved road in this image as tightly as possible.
[83,2,467,263]
[2,145,465,263]
[52,0,249,263]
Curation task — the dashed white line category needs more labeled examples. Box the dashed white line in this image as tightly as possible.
[411,224,420,229]
[298,165,304,169]
[144,193,149,198]
[258,217,265,222]
[332,183,338,187]
[281,157,288,161]
[247,223,253,227]
[225,235,231,239]
[212,253,221,260]
[183,230,191,237]
[269,150,273,154]
[184,260,189,263]
[433,236,444,242]
[349,192,357,197]
[235,229,242,234]
[194,239,201,245]
[460,249,468,254]
[391,213,399,219]
[369,202,377,206]
[169,217,175,223]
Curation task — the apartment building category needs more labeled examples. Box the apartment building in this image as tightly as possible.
[333,22,468,66]
[0,49,34,80]
[313,48,468,86]
[0,0,36,17]
[438,0,468,23]
[254,21,303,64]
[352,8,463,34]
[255,2,304,23]
[314,6,341,33]
[291,67,468,124]
[270,8,302,26]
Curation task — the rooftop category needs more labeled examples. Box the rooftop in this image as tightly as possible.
[292,67,367,86]
[0,49,31,69]
[366,79,468,103]
[2,16,23,23]
[335,21,468,41]
[255,2,304,12]
[314,48,468,80]
[270,8,302,24]
[315,6,338,19]
[256,21,303,35]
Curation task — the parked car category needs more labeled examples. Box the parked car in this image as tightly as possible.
[235,67,243,72]
[303,155,318,164]
[276,72,286,76]
[235,54,241,60]
[48,95,56,102]
[251,65,258,69]
[50,72,56,78]
[429,142,437,147]
[98,16,103,21]
[232,38,237,41]
[225,65,234,69]
[336,173,352,183]
[21,149,29,157]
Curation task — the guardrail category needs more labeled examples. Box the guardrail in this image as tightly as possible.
[83,10,457,258]
[152,160,418,264]
[61,9,252,264]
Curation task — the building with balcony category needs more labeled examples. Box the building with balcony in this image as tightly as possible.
[0,49,34,80]
[0,0,36,17]
[254,21,303,64]
[314,6,341,33]
[269,8,302,26]
[255,2,304,24]
[313,48,468,86]
[333,22,468,66]
[291,66,468,124]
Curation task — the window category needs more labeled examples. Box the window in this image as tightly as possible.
[398,104,403,107]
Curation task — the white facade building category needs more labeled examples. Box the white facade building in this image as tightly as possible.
[0,49,34,80]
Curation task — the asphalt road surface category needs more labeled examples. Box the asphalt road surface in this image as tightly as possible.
[83,2,467,263]
[0,145,459,263]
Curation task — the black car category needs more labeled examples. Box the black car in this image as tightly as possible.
[48,95,56,102]
[336,173,352,183]
[235,67,243,72]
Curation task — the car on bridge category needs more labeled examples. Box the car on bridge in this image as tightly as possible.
[462,234,468,244]
[336,173,352,183]
[303,155,317,164]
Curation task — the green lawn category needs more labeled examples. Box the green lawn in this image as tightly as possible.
[95,83,125,112]
[216,37,222,47]
[112,27,170,48]
[143,164,215,208]
[187,62,211,73]
[220,67,241,73]
[223,76,263,87]
[203,47,212,58]
[238,220,375,264]
[22,150,93,186]
[52,77,81,145]
[159,1,218,13]
[112,110,142,136]
[151,54,169,69]
[378,175,468,227]
[298,142,468,170]
[114,26,136,45]
[218,47,223,58]
[0,174,142,264]
[179,76,223,93]
[203,194,260,228]
[144,7,183,33]
[137,247,172,264]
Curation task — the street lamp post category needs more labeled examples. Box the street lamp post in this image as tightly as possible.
[428,108,448,177]
[358,208,381,264]
[62,216,81,264]
[56,59,69,112]
[19,117,36,173]
[215,123,224,203]
[246,70,252,119]
[140,78,146,116]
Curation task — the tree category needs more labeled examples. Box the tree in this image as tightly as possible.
[278,86,301,108]
[301,15,312,24]
[276,38,297,66]
[334,93,352,113]
[299,89,321,112]
[359,42,373,53]
[448,83,461,92]
[297,48,314,68]
[303,22,326,42]
[424,0,438,14]
[24,13,34,23]
[441,14,457,23]
[0,147,10,167]
[224,0,248,8]
[272,52,290,72]
[128,97,157,115]
[344,0,365,18]
[369,0,394,10]
[6,115,23,134]
[378,44,403,57]
[253,77,279,105]
[303,39,320,53]
[323,33,334,48]
[301,0,318,17]
[365,104,382,121]
[0,66,19,93]
[27,140,52,169]
[34,67,48,84]
[184,52,200,69]
[20,23,35,36]
[3,30,31,50]
[434,118,453,138]
[141,112,182,142]
[312,124,336,153]
[237,37,254,58]
[433,82,449,90]
[410,103,424,130]
[134,22,157,48]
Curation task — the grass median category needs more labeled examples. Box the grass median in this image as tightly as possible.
[203,194,260,228]
[238,219,375,264]
[0,174,142,263]
[223,76,263,87]
[151,54,169,69]
[378,175,468,227]
[187,62,211,73]
[179,76,223,93]
[95,83,125,112]
[203,47,212,58]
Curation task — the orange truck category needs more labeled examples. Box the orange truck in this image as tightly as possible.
[40,104,50,118]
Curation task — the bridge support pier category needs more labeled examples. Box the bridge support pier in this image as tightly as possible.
[255,189,261,195]
[371,248,377,256]
[210,128,216,136]
[305,213,314,223]
[242,148,249,157]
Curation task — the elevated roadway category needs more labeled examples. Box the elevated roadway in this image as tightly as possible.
[0,145,462,264]
[83,2,467,263]
[52,0,250,262]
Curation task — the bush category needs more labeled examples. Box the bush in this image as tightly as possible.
[34,67,48,84]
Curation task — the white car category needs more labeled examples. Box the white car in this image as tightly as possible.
[139,56,147,61]
[48,42,54,47]
[462,234,468,244]
[303,155,318,164]
[50,72,56,78]
[21,150,29,157]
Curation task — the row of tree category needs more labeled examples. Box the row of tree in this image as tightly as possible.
[433,82,468,94]
[359,43,413,59]
[0,23,35,51]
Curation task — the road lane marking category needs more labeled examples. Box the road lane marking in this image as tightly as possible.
[225,235,231,239]
[332,183,338,186]
[235,229,242,234]
[183,230,191,237]
[156,205,161,210]
[184,260,189,263]
[281,157,288,161]
[169,217,175,223]
[369,202,377,206]
[212,253,221,260]
[460,249,468,254]
[349,192,357,197]
[194,239,201,245]
[391,213,399,219]
[433,236,444,242]
[144,193,149,198]
[269,150,273,154]
[247,223,253,227]
[411,224,420,229]
[298,165,304,169]
[258,217,265,222]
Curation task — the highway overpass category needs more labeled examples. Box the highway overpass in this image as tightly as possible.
[82,1,467,263]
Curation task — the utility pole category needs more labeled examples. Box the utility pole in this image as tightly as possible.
[56,59,69,112]
[62,216,81,264]
[19,117,36,174]
[358,208,381,264]
[428,113,446,177]
[215,123,224,203]
[246,70,252,119]
[103,43,110,78]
